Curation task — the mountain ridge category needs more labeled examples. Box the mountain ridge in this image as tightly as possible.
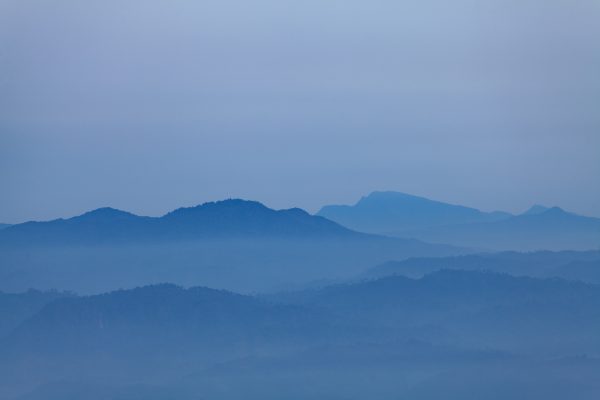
[3,270,600,400]
[0,198,465,294]
[0,199,362,245]
[319,191,600,251]
[398,206,600,251]
[318,191,512,234]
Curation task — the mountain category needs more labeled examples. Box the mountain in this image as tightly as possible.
[318,191,511,234]
[0,208,156,245]
[3,284,324,353]
[318,192,600,251]
[401,206,600,251]
[522,204,550,215]
[269,270,600,355]
[363,250,600,282]
[0,200,359,245]
[0,290,73,338]
[0,199,464,294]
[0,224,10,230]
[4,272,600,400]
[0,284,329,399]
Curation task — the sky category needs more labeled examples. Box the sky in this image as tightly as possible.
[1,0,599,223]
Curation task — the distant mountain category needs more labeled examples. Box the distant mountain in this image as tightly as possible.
[4,284,324,353]
[318,191,511,234]
[400,206,600,251]
[0,284,329,399]
[8,271,597,364]
[0,199,464,294]
[4,272,600,400]
[363,250,600,282]
[0,200,359,245]
[318,191,600,251]
[270,270,600,354]
[273,269,600,309]
[522,204,550,215]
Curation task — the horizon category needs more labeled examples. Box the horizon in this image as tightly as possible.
[2,2,600,398]
[2,0,600,224]
[0,190,594,225]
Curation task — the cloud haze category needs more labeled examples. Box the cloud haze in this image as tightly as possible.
[1,0,599,223]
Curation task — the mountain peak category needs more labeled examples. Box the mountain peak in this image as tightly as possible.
[205,199,266,208]
[13,198,358,242]
[281,207,310,216]
[164,199,272,219]
[357,191,431,206]
[73,207,139,221]
[522,205,550,216]
[318,191,511,234]
[542,206,568,216]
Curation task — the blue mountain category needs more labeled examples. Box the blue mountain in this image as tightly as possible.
[4,271,600,400]
[363,250,600,282]
[319,192,600,251]
[0,200,358,245]
[0,199,463,294]
[318,191,511,234]
[402,206,600,251]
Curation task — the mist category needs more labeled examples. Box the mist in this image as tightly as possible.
[1,0,600,223]
[1,1,599,399]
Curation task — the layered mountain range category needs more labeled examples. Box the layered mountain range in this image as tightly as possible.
[1,193,600,399]
[2,270,600,400]
[0,199,462,294]
[318,191,600,250]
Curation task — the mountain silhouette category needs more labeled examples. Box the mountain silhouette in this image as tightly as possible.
[0,284,332,377]
[269,269,600,355]
[318,191,511,234]
[319,192,600,251]
[5,284,323,350]
[0,200,358,245]
[0,199,463,294]
[3,271,600,400]
[400,206,600,251]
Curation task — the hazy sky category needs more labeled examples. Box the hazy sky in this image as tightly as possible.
[1,0,599,223]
